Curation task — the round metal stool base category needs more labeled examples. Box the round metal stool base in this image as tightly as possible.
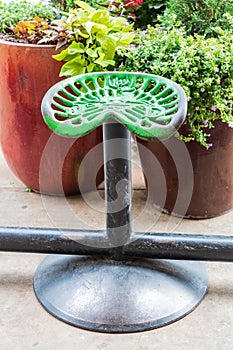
[33,255,207,333]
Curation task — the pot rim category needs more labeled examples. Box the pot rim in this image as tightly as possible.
[0,38,56,48]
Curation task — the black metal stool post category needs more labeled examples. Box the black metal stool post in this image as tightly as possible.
[103,118,132,259]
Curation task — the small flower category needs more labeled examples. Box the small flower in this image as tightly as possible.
[195,106,200,111]
[207,143,213,149]
[203,120,208,125]
[211,106,217,112]
[200,88,205,93]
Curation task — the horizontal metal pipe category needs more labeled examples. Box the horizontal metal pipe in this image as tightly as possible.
[1,227,233,261]
[124,232,233,262]
[0,227,111,255]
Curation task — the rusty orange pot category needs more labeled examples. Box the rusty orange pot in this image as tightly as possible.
[137,121,233,218]
[0,40,103,195]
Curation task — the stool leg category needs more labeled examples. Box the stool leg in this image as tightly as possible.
[103,119,131,259]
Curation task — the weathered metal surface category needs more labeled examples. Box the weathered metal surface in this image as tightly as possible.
[103,120,132,260]
[34,255,207,333]
[1,227,233,262]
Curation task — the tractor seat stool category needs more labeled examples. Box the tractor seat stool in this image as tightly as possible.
[33,72,208,333]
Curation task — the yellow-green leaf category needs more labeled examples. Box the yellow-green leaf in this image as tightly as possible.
[90,23,108,35]
[68,41,85,54]
[95,51,115,67]
[110,32,135,47]
[96,34,116,59]
[52,47,72,61]
[74,28,89,39]
[86,47,98,58]
[87,62,95,72]
[59,56,86,77]
[75,0,95,13]
[91,10,110,25]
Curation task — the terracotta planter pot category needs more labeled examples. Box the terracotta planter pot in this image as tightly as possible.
[136,121,233,218]
[0,40,103,195]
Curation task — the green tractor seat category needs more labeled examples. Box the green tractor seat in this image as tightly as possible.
[41,71,187,140]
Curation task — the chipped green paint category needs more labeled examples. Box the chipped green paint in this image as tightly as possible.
[42,72,187,140]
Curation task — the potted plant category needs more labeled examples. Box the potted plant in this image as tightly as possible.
[119,6,233,218]
[0,0,135,195]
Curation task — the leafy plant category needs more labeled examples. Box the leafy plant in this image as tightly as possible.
[52,0,135,77]
[0,0,55,33]
[161,0,233,36]
[83,0,166,29]
[119,25,233,147]
[4,15,67,45]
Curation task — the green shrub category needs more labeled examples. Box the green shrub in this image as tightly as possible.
[119,26,233,147]
[161,0,233,36]
[134,0,167,29]
[0,0,55,33]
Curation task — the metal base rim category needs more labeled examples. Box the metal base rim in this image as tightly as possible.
[33,255,208,333]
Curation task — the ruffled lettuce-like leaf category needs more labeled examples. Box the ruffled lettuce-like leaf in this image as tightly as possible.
[53,41,85,62]
[94,50,115,67]
[96,34,116,59]
[59,55,86,76]
[68,42,85,55]
[90,10,111,25]
[86,47,99,58]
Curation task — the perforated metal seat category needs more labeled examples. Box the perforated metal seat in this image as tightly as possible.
[42,72,187,140]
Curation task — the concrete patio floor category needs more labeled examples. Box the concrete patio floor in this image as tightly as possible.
[0,146,233,350]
